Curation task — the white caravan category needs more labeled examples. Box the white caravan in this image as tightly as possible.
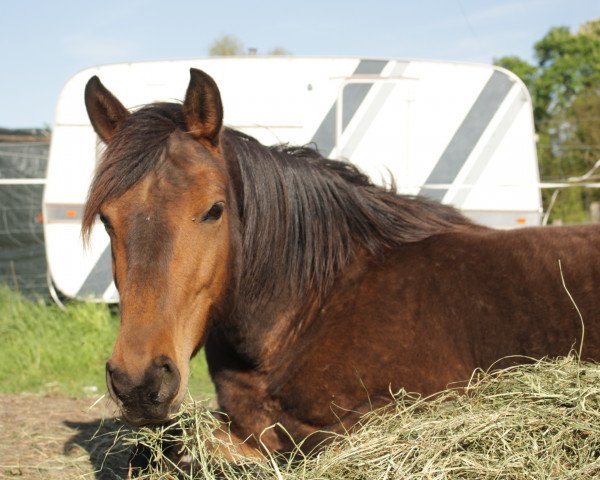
[43,57,541,301]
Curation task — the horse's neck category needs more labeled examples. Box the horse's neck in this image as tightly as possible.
[210,291,317,369]
[210,250,372,372]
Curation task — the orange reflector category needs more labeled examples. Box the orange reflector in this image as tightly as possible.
[66,210,78,218]
[516,217,526,224]
[36,212,43,224]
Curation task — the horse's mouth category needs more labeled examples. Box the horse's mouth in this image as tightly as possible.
[119,408,176,428]
[106,380,183,427]
[113,398,182,428]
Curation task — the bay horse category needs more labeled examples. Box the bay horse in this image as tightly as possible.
[83,68,600,455]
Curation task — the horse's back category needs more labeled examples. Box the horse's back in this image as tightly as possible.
[274,223,600,420]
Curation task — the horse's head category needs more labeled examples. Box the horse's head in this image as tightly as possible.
[83,69,231,425]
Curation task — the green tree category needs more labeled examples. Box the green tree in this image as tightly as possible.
[268,47,291,56]
[495,19,600,224]
[533,25,600,126]
[208,35,291,56]
[494,55,537,93]
[209,35,245,56]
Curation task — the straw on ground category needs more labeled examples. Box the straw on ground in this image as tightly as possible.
[120,355,600,479]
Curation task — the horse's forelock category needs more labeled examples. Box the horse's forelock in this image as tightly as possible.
[82,103,186,243]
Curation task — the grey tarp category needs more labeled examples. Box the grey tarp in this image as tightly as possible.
[0,142,48,295]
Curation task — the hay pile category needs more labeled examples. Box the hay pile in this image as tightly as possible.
[122,356,600,479]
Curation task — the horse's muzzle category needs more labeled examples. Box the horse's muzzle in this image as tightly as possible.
[106,355,181,426]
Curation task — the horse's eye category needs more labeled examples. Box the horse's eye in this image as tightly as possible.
[201,202,224,222]
[99,213,114,233]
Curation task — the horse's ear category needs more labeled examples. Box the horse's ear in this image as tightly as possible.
[183,69,223,145]
[84,76,129,144]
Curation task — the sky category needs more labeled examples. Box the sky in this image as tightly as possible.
[1,0,598,128]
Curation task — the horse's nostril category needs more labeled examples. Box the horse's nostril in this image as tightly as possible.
[151,356,180,403]
[154,356,177,379]
[106,363,127,403]
[147,391,161,404]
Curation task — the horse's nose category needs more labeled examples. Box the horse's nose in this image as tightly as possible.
[106,356,181,425]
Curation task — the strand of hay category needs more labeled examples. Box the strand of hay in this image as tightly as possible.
[120,356,600,479]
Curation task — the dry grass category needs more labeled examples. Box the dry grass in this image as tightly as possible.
[120,355,600,479]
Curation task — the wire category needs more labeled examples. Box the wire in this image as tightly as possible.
[455,0,487,58]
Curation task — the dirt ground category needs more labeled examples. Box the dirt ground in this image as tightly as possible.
[0,394,132,479]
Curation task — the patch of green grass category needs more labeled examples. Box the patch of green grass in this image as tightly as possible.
[0,285,214,399]
[188,348,215,400]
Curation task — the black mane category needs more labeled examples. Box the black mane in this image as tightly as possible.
[222,129,471,308]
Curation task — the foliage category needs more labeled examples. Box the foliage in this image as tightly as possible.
[209,35,245,56]
[267,47,291,55]
[125,356,600,479]
[0,285,214,398]
[495,19,600,224]
[494,55,537,93]
[568,88,600,149]
[208,35,291,56]
[533,26,600,126]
